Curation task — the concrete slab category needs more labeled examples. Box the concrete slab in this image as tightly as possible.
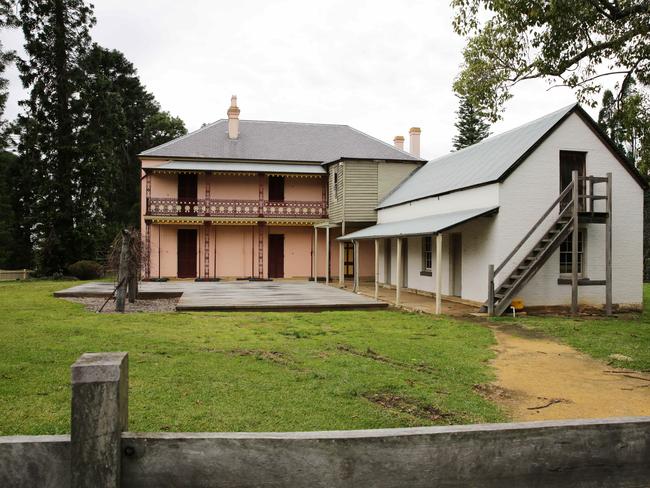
[54,281,387,312]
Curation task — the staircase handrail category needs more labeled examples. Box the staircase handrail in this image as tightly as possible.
[493,182,574,277]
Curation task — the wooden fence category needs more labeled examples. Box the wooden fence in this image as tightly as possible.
[0,269,31,281]
[1,352,650,487]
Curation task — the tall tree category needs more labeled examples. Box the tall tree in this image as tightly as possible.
[452,95,490,150]
[598,78,650,174]
[0,150,18,267]
[16,0,95,274]
[0,0,18,148]
[77,44,186,254]
[451,0,650,120]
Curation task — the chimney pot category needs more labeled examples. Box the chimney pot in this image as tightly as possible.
[393,135,405,151]
[227,95,240,139]
[409,127,421,157]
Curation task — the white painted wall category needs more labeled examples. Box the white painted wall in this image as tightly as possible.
[378,183,499,223]
[496,112,643,307]
[375,112,644,308]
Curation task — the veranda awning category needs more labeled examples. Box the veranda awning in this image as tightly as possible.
[338,206,499,240]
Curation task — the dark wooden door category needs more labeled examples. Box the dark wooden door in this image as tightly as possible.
[268,176,285,202]
[344,242,354,277]
[268,234,284,278]
[560,151,586,209]
[178,174,198,216]
[177,229,197,278]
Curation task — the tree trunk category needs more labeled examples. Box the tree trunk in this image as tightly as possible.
[115,229,131,312]
[128,272,137,303]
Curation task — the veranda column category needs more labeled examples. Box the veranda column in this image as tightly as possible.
[396,237,402,306]
[325,226,330,285]
[313,226,318,282]
[353,240,360,293]
[339,241,344,286]
[374,239,379,300]
[435,233,442,315]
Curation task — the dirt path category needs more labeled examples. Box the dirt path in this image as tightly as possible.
[485,323,650,421]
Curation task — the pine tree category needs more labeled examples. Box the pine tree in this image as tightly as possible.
[16,0,95,274]
[452,96,491,150]
[77,45,186,254]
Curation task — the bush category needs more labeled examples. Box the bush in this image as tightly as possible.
[67,260,103,280]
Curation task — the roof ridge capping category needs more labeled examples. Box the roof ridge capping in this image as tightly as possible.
[432,102,578,162]
[377,103,584,209]
[378,102,646,210]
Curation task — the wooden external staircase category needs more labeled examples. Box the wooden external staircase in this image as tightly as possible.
[486,171,612,316]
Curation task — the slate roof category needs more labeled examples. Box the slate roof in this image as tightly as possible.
[378,104,579,209]
[140,119,423,164]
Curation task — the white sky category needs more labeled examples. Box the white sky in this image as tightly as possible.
[3,0,599,159]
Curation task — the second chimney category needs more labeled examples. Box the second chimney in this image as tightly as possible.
[227,95,240,139]
[409,127,421,158]
[393,135,405,151]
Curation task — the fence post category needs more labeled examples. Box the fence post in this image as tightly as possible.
[487,264,495,317]
[71,352,128,488]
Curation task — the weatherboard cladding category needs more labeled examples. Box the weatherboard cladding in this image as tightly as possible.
[140,119,422,164]
[378,104,578,209]
[344,160,379,222]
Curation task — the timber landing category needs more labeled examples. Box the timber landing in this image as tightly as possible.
[54,280,387,312]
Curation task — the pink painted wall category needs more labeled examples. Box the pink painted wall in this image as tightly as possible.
[271,226,311,278]
[285,176,324,201]
[140,166,330,279]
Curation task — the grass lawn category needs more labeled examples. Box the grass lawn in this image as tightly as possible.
[495,284,650,372]
[0,280,503,435]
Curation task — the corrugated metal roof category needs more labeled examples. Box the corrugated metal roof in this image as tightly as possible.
[140,119,423,164]
[153,160,326,174]
[378,104,578,209]
[338,206,499,240]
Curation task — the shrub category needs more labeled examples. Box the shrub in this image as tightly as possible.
[67,260,103,280]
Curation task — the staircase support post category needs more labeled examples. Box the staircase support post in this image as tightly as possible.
[605,172,613,315]
[487,264,495,317]
[571,170,579,315]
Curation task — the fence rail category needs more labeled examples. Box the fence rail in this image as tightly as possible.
[0,269,31,281]
[1,352,650,487]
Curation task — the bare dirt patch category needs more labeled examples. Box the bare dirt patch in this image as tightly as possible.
[488,323,650,421]
[63,297,178,313]
[363,393,452,422]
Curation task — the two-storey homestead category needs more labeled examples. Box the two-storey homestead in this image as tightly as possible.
[140,97,423,280]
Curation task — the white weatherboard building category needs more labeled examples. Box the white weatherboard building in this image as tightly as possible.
[340,104,646,315]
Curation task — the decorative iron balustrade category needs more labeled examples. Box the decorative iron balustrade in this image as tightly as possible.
[147,198,327,219]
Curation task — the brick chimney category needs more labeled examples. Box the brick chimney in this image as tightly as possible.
[393,135,405,151]
[227,95,240,139]
[409,127,421,157]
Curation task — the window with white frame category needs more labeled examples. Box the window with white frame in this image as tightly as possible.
[559,230,586,275]
[422,236,432,271]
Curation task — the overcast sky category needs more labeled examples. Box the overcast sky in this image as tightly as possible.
[4,0,594,159]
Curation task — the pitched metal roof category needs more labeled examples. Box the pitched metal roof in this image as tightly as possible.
[140,119,423,164]
[153,160,326,174]
[378,104,578,209]
[338,206,499,240]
